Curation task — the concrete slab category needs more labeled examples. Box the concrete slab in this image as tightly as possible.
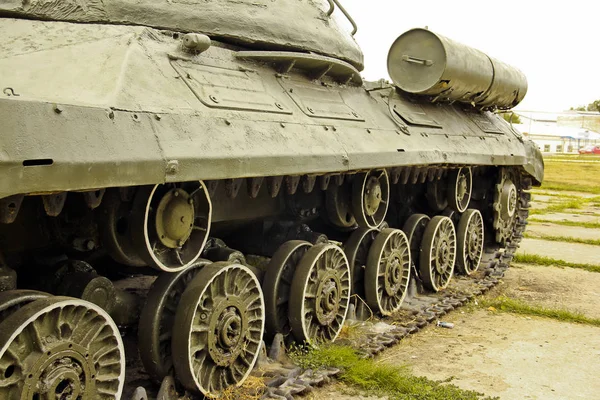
[503,264,600,319]
[531,212,600,224]
[518,238,600,265]
[383,310,600,400]
[529,194,557,203]
[527,222,600,241]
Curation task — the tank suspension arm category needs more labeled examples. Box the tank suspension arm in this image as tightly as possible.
[326,0,358,36]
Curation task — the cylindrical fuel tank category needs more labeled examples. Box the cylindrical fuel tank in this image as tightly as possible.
[387,28,527,109]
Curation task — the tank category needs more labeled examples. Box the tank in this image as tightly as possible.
[0,1,543,399]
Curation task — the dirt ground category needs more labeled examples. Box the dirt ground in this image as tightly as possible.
[308,188,600,400]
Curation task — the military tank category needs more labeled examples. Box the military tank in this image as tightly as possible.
[0,1,543,398]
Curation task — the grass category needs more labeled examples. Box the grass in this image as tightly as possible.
[513,253,600,273]
[524,232,600,246]
[530,190,580,199]
[541,157,600,194]
[541,181,600,194]
[481,296,600,327]
[529,217,600,229]
[289,345,497,400]
[529,198,587,215]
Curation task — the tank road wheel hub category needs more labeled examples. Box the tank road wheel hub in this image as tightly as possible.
[456,209,484,275]
[289,244,350,344]
[262,241,312,341]
[156,188,195,248]
[364,176,383,216]
[448,167,473,213]
[352,170,390,229]
[315,271,342,325]
[132,181,212,272]
[138,259,210,382]
[0,297,125,400]
[501,181,518,219]
[365,229,411,316]
[402,214,430,280]
[419,216,456,292]
[172,263,264,396]
[343,227,378,298]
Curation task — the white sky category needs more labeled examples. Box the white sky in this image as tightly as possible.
[337,0,600,112]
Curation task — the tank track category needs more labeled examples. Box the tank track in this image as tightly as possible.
[0,168,533,400]
[257,174,532,400]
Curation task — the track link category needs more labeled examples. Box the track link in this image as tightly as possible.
[258,173,532,400]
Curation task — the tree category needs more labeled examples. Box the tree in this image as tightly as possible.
[500,112,521,124]
[569,100,600,112]
[587,100,600,112]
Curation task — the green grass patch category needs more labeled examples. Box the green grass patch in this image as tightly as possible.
[513,253,600,273]
[541,181,600,195]
[530,190,581,199]
[543,159,600,194]
[289,345,496,400]
[529,198,587,215]
[524,232,600,246]
[528,218,600,229]
[481,296,600,327]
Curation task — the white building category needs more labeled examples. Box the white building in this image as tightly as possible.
[512,111,600,153]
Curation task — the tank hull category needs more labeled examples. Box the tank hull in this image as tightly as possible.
[0,21,540,200]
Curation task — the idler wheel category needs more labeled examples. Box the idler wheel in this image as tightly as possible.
[419,216,456,292]
[343,227,378,297]
[0,296,125,400]
[401,214,430,280]
[172,263,264,396]
[365,229,411,316]
[138,259,210,382]
[289,244,350,344]
[262,240,312,341]
[352,170,390,228]
[456,209,484,275]
[448,167,473,213]
[131,181,212,272]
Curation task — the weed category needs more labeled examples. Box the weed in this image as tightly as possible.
[481,296,600,327]
[513,253,600,273]
[289,345,497,400]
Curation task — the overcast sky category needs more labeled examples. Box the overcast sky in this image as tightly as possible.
[337,1,599,112]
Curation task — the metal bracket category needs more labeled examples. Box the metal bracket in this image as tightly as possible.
[42,193,67,217]
[0,195,24,224]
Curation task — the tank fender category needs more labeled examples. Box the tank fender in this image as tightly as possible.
[522,139,544,185]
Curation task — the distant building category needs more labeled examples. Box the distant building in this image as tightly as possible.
[558,111,600,133]
[512,111,600,153]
